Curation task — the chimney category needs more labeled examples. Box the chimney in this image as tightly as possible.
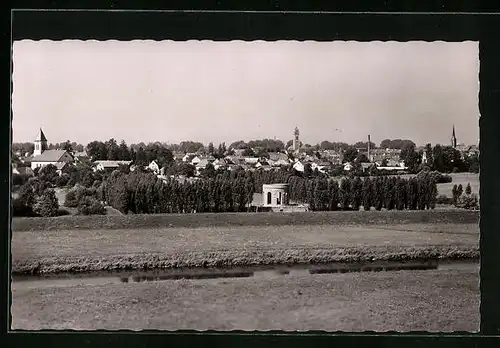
[367,135,371,162]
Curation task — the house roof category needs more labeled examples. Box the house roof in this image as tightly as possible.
[54,162,68,170]
[35,128,48,142]
[31,150,69,162]
[244,157,259,164]
[318,161,332,167]
[268,152,288,161]
[196,159,209,168]
[275,159,291,165]
[73,151,88,157]
[95,160,132,168]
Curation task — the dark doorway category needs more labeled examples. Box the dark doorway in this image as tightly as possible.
[267,192,272,205]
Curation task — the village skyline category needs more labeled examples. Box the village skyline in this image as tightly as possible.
[12,125,474,151]
[12,40,479,146]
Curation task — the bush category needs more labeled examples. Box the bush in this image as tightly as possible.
[12,173,30,186]
[64,185,97,208]
[417,169,451,184]
[77,196,106,215]
[436,194,454,205]
[64,190,78,207]
[57,208,72,216]
[457,193,479,210]
[55,174,70,187]
[12,197,36,217]
[33,189,59,217]
[38,164,59,184]
[436,173,453,184]
[465,183,472,195]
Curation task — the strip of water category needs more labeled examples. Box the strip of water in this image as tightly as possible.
[11,259,478,290]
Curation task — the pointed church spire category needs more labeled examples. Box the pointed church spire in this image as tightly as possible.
[35,127,47,142]
[451,124,457,148]
[34,127,48,156]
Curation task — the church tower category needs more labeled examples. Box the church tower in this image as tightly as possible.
[292,126,300,152]
[34,128,48,156]
[451,125,457,148]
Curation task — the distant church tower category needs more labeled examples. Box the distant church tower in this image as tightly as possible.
[34,128,48,156]
[292,126,300,152]
[451,125,457,148]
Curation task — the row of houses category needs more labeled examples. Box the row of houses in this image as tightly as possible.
[15,147,407,179]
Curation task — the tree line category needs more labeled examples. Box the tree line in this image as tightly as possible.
[100,169,439,214]
[86,139,174,168]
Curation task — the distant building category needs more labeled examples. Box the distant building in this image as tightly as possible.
[263,184,290,207]
[421,151,428,164]
[72,150,89,163]
[451,125,457,148]
[343,162,353,171]
[259,183,308,212]
[93,160,132,172]
[293,161,305,172]
[147,160,160,174]
[244,157,259,165]
[190,156,202,166]
[292,127,300,153]
[183,153,196,163]
[30,129,74,171]
[213,158,227,170]
[268,152,289,162]
[12,166,34,177]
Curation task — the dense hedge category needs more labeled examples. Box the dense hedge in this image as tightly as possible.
[102,170,439,215]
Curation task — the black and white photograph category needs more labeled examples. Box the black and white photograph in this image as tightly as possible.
[10,39,480,332]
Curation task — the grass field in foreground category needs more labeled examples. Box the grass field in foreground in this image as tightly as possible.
[11,267,479,332]
[12,222,479,274]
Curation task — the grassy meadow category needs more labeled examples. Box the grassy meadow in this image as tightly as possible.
[437,172,480,198]
[11,209,480,332]
[11,267,479,332]
[12,210,479,275]
[397,172,479,198]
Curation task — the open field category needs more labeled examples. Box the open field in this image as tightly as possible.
[11,267,479,332]
[12,214,479,274]
[397,172,479,198]
[12,209,479,231]
[437,172,480,198]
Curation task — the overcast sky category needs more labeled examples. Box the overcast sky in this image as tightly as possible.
[12,40,479,147]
